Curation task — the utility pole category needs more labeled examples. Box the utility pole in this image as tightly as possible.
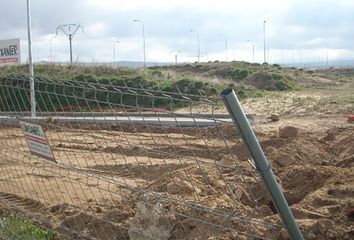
[133,20,146,67]
[113,40,120,65]
[190,29,200,62]
[263,20,267,64]
[326,50,329,67]
[247,40,255,63]
[49,35,56,62]
[172,50,181,65]
[219,34,228,61]
[56,24,84,64]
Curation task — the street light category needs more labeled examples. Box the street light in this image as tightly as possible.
[133,19,146,67]
[113,40,120,65]
[218,34,228,61]
[190,29,200,62]
[26,0,35,117]
[263,20,267,63]
[247,40,255,63]
[49,35,56,62]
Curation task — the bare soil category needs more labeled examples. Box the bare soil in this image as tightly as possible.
[0,113,353,239]
[0,68,353,239]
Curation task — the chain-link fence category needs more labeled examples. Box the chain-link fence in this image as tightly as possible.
[0,73,283,239]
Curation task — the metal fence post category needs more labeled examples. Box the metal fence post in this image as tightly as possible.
[220,88,304,240]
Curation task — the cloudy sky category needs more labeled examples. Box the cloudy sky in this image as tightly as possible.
[2,0,354,65]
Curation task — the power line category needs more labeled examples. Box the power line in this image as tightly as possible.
[56,24,84,64]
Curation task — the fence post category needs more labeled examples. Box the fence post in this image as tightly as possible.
[220,88,304,240]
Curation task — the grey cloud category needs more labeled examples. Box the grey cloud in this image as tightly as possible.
[1,0,354,63]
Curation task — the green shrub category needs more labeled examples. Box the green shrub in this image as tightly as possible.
[149,69,164,77]
[267,73,297,91]
[213,68,251,81]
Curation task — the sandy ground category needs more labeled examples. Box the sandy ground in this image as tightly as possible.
[0,111,353,239]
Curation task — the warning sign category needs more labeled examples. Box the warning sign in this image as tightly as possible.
[19,120,56,162]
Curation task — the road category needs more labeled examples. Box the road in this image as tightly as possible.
[0,113,237,127]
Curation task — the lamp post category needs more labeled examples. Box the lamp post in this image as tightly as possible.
[190,29,200,62]
[113,40,120,65]
[133,19,146,67]
[49,35,56,62]
[26,0,35,117]
[218,34,228,61]
[263,20,267,64]
[247,40,255,63]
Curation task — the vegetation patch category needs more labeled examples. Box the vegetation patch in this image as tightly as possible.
[211,67,251,81]
[0,216,53,240]
[0,62,301,112]
[247,72,298,91]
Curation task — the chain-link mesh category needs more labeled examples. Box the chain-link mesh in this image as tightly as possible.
[0,73,282,239]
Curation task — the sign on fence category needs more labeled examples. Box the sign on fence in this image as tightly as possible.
[0,38,21,64]
[19,120,56,162]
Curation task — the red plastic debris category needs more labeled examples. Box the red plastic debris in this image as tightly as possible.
[347,115,354,122]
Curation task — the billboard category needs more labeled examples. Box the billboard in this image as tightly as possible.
[0,38,21,64]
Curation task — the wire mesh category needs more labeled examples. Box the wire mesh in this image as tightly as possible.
[0,73,282,239]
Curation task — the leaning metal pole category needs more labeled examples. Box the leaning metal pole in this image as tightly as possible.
[26,0,36,117]
[220,89,303,240]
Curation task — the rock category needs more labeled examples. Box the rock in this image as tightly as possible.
[346,207,354,219]
[266,146,277,154]
[335,155,354,168]
[239,189,252,206]
[313,219,333,234]
[279,126,298,138]
[246,113,256,121]
[43,117,54,124]
[129,201,176,240]
[273,151,296,167]
[214,179,227,191]
[270,113,280,122]
[290,207,326,219]
[307,232,317,239]
[219,154,237,166]
[166,179,197,195]
[239,181,273,207]
[277,228,289,240]
[95,206,103,213]
[259,204,273,216]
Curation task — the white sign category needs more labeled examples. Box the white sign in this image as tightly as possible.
[0,38,21,64]
[19,120,56,162]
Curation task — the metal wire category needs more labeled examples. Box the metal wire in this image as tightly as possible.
[0,73,281,239]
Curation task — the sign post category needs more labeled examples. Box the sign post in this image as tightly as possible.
[19,120,56,162]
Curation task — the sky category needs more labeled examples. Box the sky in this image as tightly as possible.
[1,0,354,65]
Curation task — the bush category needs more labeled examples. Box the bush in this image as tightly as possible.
[173,78,204,95]
[267,73,297,91]
[213,68,251,81]
[149,69,163,78]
